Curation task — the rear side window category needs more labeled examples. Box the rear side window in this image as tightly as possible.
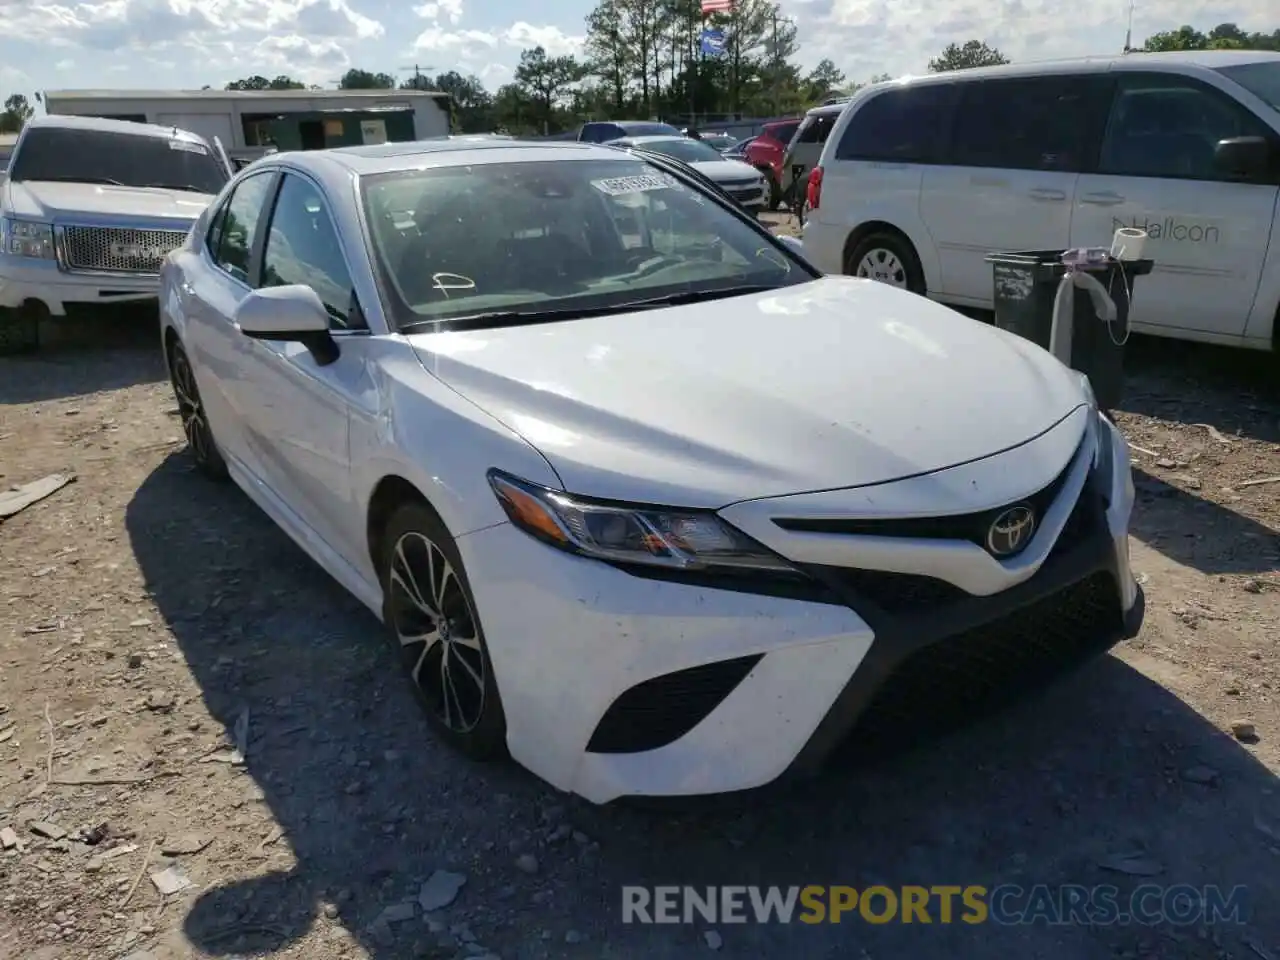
[795,114,837,145]
[948,76,1103,171]
[208,171,275,283]
[767,121,800,145]
[834,84,958,163]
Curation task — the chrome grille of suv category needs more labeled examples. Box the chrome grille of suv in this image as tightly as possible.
[60,226,188,274]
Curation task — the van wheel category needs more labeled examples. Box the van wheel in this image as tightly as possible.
[845,232,926,295]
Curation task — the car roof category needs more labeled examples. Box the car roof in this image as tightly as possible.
[612,135,688,146]
[24,112,209,144]
[870,49,1280,89]
[281,139,640,177]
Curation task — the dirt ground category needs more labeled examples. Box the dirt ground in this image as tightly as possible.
[1,288,1278,960]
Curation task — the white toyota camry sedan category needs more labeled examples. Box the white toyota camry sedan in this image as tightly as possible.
[159,139,1144,804]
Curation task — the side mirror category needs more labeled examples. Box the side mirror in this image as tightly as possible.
[233,284,339,365]
[1214,136,1275,180]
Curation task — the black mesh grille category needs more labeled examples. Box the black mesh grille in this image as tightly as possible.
[838,571,1122,759]
[816,567,969,615]
[772,457,1078,550]
[586,655,763,754]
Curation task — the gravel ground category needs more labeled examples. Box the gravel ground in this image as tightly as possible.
[0,302,1277,960]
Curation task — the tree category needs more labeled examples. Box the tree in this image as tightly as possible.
[226,75,305,90]
[928,40,1009,72]
[0,94,34,134]
[513,46,588,133]
[803,58,846,101]
[429,70,495,133]
[1141,23,1280,52]
[585,0,633,113]
[339,68,395,90]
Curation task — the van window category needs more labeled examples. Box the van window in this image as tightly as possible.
[1099,73,1273,181]
[1215,62,1280,112]
[795,114,837,145]
[948,76,1100,171]
[834,84,958,163]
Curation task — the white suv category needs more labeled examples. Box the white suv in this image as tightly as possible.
[802,51,1280,353]
[0,115,231,348]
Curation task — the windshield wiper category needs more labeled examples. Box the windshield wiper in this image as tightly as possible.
[18,176,126,185]
[399,284,782,334]
[137,182,207,193]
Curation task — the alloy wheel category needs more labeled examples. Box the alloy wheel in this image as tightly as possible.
[170,349,213,465]
[387,530,487,733]
[856,248,908,288]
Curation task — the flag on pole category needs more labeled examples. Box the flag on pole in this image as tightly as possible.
[700,27,727,55]
[700,0,732,14]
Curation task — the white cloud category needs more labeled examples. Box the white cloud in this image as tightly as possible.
[503,21,584,57]
[794,0,1279,79]
[413,0,461,24]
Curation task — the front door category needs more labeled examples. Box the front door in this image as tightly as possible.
[228,170,373,557]
[920,74,1110,305]
[1070,71,1279,341]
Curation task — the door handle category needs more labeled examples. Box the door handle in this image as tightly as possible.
[1079,192,1125,206]
[1029,188,1067,202]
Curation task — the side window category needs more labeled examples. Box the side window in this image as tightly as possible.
[1099,74,1271,181]
[795,115,836,145]
[949,76,1101,171]
[261,173,362,331]
[835,84,958,163]
[771,121,800,146]
[211,171,274,283]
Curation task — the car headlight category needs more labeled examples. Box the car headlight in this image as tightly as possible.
[2,218,56,259]
[488,471,796,574]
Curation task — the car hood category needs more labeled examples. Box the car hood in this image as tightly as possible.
[689,158,762,182]
[409,276,1086,508]
[4,180,214,223]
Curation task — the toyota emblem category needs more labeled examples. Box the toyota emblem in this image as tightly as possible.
[986,505,1037,558]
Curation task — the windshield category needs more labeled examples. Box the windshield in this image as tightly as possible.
[362,158,812,330]
[1215,62,1280,111]
[620,123,681,137]
[9,128,229,193]
[638,138,727,164]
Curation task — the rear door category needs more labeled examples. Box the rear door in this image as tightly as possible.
[920,74,1111,304]
[181,168,279,471]
[1070,70,1279,340]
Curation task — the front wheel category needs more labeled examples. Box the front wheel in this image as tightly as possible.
[844,232,926,296]
[380,501,507,760]
[168,340,228,480]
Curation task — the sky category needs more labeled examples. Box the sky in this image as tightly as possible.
[0,0,1275,100]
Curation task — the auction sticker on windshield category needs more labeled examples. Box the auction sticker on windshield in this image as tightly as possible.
[591,174,677,196]
[169,140,209,154]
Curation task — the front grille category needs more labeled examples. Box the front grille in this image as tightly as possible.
[586,655,762,754]
[773,457,1079,550]
[814,566,969,615]
[720,177,761,189]
[60,226,188,274]
[838,571,1122,759]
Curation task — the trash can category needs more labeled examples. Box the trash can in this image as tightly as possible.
[985,250,1153,414]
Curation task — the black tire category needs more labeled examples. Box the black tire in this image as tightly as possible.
[380,500,507,760]
[167,340,229,480]
[844,231,926,296]
[0,305,40,356]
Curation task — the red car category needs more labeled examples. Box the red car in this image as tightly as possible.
[742,117,801,210]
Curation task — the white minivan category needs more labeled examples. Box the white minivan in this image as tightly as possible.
[802,51,1280,353]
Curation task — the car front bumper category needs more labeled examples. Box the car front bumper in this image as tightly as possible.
[0,254,160,315]
[457,414,1142,804]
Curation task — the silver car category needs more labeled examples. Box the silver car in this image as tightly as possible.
[610,135,769,214]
